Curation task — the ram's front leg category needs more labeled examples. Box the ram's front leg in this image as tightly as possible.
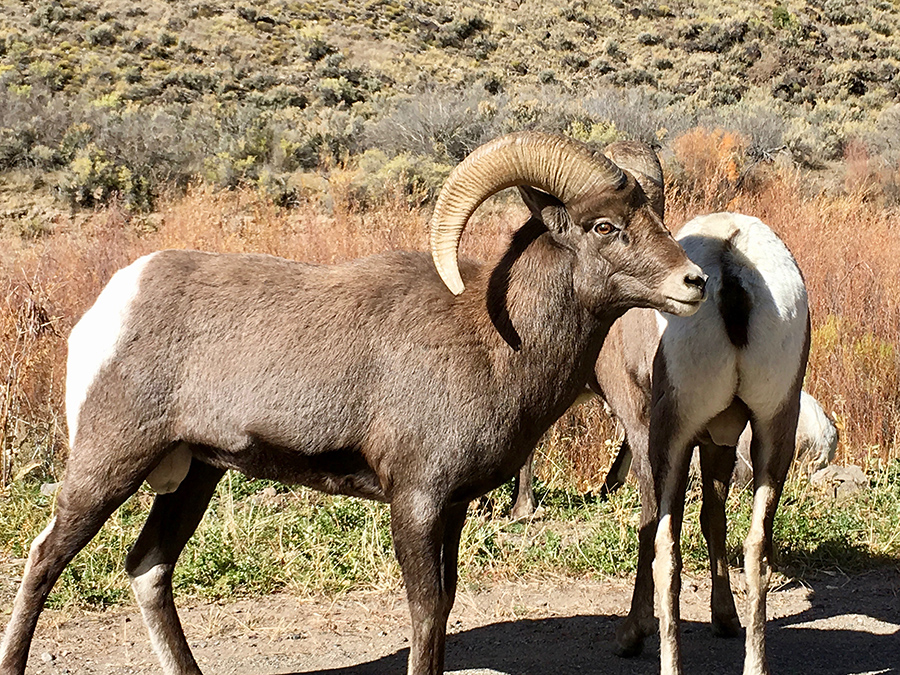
[392,492,466,675]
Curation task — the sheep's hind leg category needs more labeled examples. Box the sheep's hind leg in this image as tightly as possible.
[0,456,146,675]
[742,409,796,675]
[440,503,468,619]
[125,458,224,675]
[614,428,655,657]
[698,443,741,638]
[510,450,537,520]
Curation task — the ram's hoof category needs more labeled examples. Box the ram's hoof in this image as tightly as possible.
[711,614,742,638]
[614,621,648,658]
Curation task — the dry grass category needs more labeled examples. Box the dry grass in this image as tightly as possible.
[2,150,900,491]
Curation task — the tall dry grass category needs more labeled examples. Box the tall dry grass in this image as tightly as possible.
[734,180,900,468]
[2,142,899,490]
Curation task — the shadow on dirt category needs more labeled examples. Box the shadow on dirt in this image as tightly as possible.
[284,569,899,675]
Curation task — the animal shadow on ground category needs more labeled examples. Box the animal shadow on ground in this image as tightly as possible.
[280,569,899,675]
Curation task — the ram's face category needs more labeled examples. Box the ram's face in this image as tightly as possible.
[522,174,707,318]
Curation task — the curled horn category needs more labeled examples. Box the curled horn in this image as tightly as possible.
[430,132,625,295]
[603,140,665,219]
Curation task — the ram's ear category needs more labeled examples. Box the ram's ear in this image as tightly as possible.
[517,185,573,234]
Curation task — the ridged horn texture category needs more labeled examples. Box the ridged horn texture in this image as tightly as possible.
[603,140,665,219]
[430,132,626,295]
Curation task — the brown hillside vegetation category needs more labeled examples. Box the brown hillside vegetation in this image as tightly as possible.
[2,150,900,489]
[0,0,898,213]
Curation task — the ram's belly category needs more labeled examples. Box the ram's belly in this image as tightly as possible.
[192,440,387,501]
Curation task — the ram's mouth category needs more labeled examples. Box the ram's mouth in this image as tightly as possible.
[663,295,704,317]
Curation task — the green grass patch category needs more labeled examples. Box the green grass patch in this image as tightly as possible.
[1,463,898,610]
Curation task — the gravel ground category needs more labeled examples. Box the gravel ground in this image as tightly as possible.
[2,566,898,675]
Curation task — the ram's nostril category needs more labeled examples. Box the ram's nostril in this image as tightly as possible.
[685,272,707,297]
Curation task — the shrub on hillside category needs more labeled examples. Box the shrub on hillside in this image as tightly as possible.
[85,24,117,47]
[580,88,683,145]
[364,87,505,162]
[695,103,787,160]
[348,148,452,206]
[435,14,489,48]
[841,137,900,207]
[696,20,749,53]
[868,105,900,166]
[821,0,865,26]
[302,33,337,62]
[60,144,153,209]
[669,127,749,209]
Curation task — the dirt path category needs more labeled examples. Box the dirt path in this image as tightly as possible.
[3,567,898,675]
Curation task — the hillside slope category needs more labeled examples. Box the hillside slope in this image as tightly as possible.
[0,0,897,214]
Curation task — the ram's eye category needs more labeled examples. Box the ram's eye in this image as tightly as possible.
[592,220,617,235]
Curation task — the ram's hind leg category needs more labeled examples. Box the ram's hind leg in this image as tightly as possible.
[698,442,741,638]
[125,458,224,675]
[742,405,798,675]
[0,447,150,674]
[510,450,537,520]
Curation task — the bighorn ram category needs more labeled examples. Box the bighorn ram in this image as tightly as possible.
[0,132,706,675]
[514,211,809,675]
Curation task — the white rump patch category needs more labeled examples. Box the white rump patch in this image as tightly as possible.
[663,213,808,421]
[66,253,159,447]
[146,443,192,494]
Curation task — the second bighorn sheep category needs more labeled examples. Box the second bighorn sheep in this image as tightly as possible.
[0,132,706,675]
[514,210,809,675]
[651,212,808,675]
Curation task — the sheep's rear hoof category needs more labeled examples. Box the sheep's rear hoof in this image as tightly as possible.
[711,614,742,638]
[614,638,644,658]
[509,499,538,521]
[614,621,648,658]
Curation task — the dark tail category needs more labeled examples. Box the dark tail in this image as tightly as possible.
[718,238,753,349]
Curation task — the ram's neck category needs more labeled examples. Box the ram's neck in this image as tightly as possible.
[464,219,621,415]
